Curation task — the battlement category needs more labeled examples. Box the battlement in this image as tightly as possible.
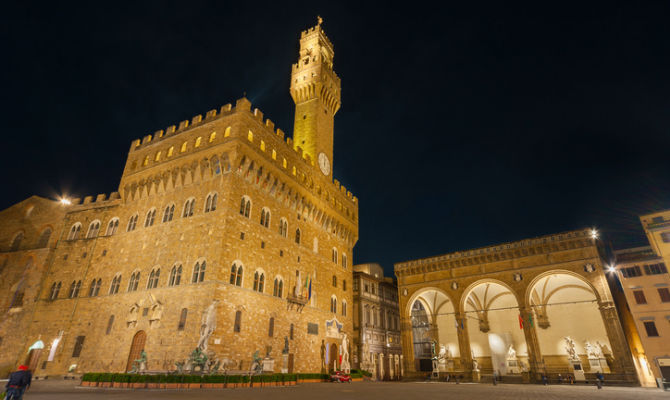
[66,192,121,209]
[300,24,334,50]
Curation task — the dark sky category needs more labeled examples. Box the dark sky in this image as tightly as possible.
[3,2,670,276]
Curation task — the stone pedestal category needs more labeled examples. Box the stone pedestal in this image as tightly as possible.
[431,359,439,379]
[588,358,610,373]
[506,359,520,374]
[569,359,585,381]
[281,354,288,374]
[446,359,454,372]
[262,358,275,373]
[472,369,481,382]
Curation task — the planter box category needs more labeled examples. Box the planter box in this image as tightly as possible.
[251,382,262,388]
[81,381,91,387]
[131,382,146,389]
[146,383,159,389]
[188,383,201,389]
[178,383,189,389]
[165,383,178,389]
[112,382,125,388]
[99,382,112,388]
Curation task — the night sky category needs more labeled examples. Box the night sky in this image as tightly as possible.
[3,2,670,276]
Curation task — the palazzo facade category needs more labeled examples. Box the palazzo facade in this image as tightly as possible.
[395,228,637,383]
[0,22,358,377]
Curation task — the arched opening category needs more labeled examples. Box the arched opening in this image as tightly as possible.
[527,272,612,374]
[25,340,44,371]
[328,343,338,371]
[463,280,527,375]
[409,288,458,372]
[126,330,147,372]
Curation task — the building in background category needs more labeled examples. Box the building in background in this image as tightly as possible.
[352,263,402,380]
[641,210,670,270]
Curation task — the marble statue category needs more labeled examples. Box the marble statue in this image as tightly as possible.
[131,349,147,373]
[197,300,218,352]
[341,333,351,373]
[320,340,326,368]
[584,341,600,359]
[251,350,262,373]
[438,344,450,360]
[564,336,577,360]
[431,339,437,359]
[507,344,517,360]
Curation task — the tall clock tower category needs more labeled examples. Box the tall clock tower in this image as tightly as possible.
[290,18,341,176]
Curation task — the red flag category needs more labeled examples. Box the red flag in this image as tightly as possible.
[518,314,524,330]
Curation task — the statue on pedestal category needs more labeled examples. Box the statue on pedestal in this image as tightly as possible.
[131,349,147,373]
[341,333,351,373]
[507,344,517,360]
[320,340,326,372]
[197,300,219,353]
[564,336,578,360]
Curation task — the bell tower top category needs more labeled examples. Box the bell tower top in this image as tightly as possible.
[290,18,341,177]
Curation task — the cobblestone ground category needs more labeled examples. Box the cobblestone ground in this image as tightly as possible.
[16,379,669,400]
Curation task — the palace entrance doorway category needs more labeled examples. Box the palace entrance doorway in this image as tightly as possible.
[126,330,146,372]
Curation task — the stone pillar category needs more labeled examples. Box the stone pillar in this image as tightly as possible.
[599,301,637,377]
[455,312,472,373]
[399,317,414,373]
[520,306,543,382]
[400,355,404,378]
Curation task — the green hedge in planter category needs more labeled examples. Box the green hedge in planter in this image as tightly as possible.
[297,373,329,380]
[98,373,114,382]
[129,374,147,383]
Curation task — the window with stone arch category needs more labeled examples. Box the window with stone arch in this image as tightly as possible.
[342,253,347,269]
[332,275,337,287]
[109,275,121,295]
[68,280,82,298]
[169,264,182,286]
[342,300,347,317]
[332,248,338,264]
[240,196,251,218]
[49,281,62,300]
[295,228,301,244]
[144,208,156,227]
[178,308,188,331]
[260,207,271,228]
[253,270,265,293]
[273,276,283,297]
[105,218,119,236]
[192,260,206,283]
[106,315,115,335]
[364,305,370,324]
[182,198,195,218]
[330,295,337,313]
[147,268,160,289]
[127,214,138,232]
[162,204,175,223]
[230,262,243,286]
[234,310,242,332]
[205,192,218,213]
[67,223,81,240]
[37,227,52,247]
[128,271,140,292]
[343,279,347,291]
[89,278,102,297]
[85,221,100,239]
[279,218,288,237]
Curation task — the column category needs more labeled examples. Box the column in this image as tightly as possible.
[599,301,637,377]
[455,312,472,372]
[520,306,543,382]
[399,316,414,373]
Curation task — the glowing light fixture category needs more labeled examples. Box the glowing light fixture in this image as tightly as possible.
[60,197,71,205]
[591,229,598,239]
[607,265,616,273]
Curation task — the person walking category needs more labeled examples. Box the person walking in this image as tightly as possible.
[541,373,548,385]
[596,371,604,389]
[4,365,32,400]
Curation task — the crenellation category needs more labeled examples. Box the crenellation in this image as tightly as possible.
[191,114,202,125]
[95,194,107,202]
[220,103,232,113]
[276,128,285,139]
[83,196,93,204]
[205,109,217,119]
[142,135,152,144]
[177,120,189,131]
[154,129,164,138]
[265,119,274,131]
[166,125,176,135]
[253,108,263,121]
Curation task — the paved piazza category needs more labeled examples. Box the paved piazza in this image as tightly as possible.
[18,380,668,400]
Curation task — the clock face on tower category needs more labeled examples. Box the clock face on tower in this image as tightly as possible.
[318,152,330,176]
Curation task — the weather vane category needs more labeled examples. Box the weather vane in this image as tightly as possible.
[317,15,323,26]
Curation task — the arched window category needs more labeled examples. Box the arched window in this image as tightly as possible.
[290,323,294,340]
[205,193,218,213]
[260,208,270,228]
[192,261,206,283]
[86,221,101,238]
[10,280,25,308]
[268,317,274,337]
[342,300,347,317]
[37,228,52,247]
[364,305,370,324]
[147,268,160,289]
[69,280,81,298]
[162,204,175,223]
[144,209,156,227]
[273,278,283,297]
[343,279,347,291]
[295,229,301,244]
[234,310,242,332]
[105,219,119,236]
[127,214,138,232]
[182,198,195,218]
[332,248,338,264]
[178,308,188,331]
[128,272,140,292]
[253,271,265,292]
[88,278,102,297]
[230,263,243,286]
[49,282,61,300]
[180,141,188,152]
[239,196,251,218]
[67,223,81,240]
[342,254,347,268]
[109,275,121,295]
[330,296,337,313]
[332,275,337,287]
[195,136,202,147]
[279,218,288,237]
[105,315,115,335]
[169,264,182,286]
[167,146,174,157]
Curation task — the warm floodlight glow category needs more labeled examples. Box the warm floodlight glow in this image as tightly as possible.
[591,229,598,239]
[607,265,616,273]
[60,198,71,205]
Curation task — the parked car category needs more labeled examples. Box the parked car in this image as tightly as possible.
[331,371,352,383]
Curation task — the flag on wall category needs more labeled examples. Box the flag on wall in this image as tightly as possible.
[518,314,524,330]
[527,312,534,328]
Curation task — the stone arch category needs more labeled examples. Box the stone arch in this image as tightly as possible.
[459,278,521,313]
[524,269,605,307]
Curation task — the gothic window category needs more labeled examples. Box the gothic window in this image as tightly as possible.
[49,282,61,300]
[295,229,301,244]
[106,315,115,335]
[224,126,231,137]
[169,264,182,286]
[342,300,347,316]
[178,308,188,331]
[279,218,288,237]
[332,275,337,287]
[67,223,81,240]
[182,198,195,218]
[332,248,338,264]
[147,268,160,289]
[268,317,274,337]
[364,305,370,324]
[260,208,271,228]
[253,271,265,292]
[9,281,24,308]
[105,218,119,236]
[234,310,242,332]
[109,275,121,295]
[142,156,149,166]
[343,279,347,291]
[127,214,138,232]
[37,228,52,247]
[290,323,294,340]
[72,336,85,357]
[162,204,175,223]
[154,151,161,161]
[230,263,243,286]
[240,196,251,218]
[144,209,156,227]
[88,278,102,297]
[342,254,347,268]
[128,272,140,292]
[205,193,218,213]
[330,296,337,313]
[86,221,100,238]
[68,280,81,298]
[192,261,206,283]
[273,278,283,297]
